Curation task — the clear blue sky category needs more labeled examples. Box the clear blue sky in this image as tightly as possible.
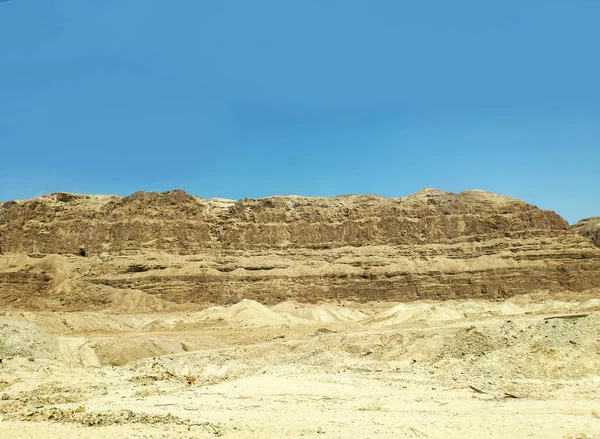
[1,0,598,223]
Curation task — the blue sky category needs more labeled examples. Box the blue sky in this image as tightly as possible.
[0,0,598,223]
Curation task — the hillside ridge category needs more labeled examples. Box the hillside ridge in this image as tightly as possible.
[0,188,598,310]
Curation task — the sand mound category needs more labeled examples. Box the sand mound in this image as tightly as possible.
[364,303,464,326]
[0,320,105,367]
[20,312,134,334]
[132,311,600,389]
[579,298,600,310]
[129,326,423,386]
[109,289,179,314]
[365,301,527,326]
[32,255,73,296]
[58,337,101,367]
[272,301,367,323]
[195,299,303,326]
[453,301,525,317]
[95,335,227,366]
[0,321,61,361]
[94,337,189,366]
[433,314,600,380]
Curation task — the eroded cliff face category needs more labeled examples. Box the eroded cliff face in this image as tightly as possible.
[0,189,598,310]
[573,217,600,248]
[0,189,570,253]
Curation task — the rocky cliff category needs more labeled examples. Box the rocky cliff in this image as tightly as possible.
[573,217,600,248]
[1,189,599,310]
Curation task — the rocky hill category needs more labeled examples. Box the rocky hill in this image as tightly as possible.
[573,217,600,248]
[1,189,599,310]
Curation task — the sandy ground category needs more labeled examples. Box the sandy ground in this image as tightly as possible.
[1,295,599,438]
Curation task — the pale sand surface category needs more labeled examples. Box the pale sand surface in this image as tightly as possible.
[1,296,599,438]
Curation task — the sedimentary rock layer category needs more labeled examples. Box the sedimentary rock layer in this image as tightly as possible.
[573,217,600,248]
[0,189,598,310]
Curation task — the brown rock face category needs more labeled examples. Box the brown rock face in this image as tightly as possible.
[573,217,600,248]
[1,189,599,310]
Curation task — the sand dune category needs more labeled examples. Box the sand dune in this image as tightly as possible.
[194,299,306,326]
[271,300,368,323]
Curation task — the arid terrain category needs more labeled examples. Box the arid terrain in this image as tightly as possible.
[0,189,599,438]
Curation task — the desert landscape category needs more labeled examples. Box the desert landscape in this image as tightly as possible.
[0,189,599,438]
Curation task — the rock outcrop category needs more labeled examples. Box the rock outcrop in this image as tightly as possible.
[573,217,600,248]
[1,189,599,310]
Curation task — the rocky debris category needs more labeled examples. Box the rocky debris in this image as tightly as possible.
[0,322,61,361]
[433,313,600,382]
[573,216,600,247]
[1,189,599,308]
[125,309,600,397]
[10,407,186,427]
[0,383,95,410]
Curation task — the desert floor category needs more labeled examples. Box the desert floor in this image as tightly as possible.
[1,294,599,438]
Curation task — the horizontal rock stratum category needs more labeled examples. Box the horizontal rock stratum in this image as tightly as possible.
[0,189,599,310]
[573,216,600,248]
